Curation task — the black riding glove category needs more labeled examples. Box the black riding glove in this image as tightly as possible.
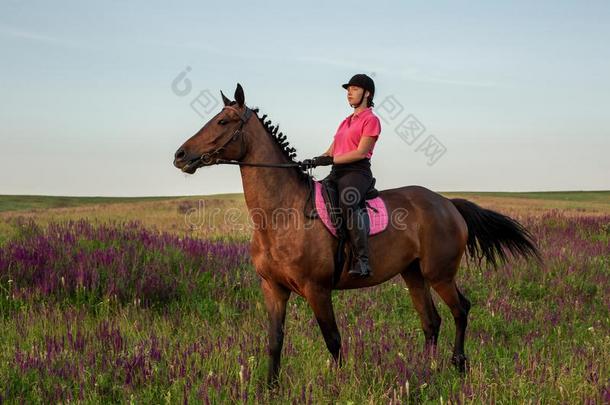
[300,155,333,169]
[313,155,334,166]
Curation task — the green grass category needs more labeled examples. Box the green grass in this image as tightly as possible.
[1,254,607,403]
[0,192,608,403]
[0,193,245,213]
[0,195,171,212]
[441,190,610,204]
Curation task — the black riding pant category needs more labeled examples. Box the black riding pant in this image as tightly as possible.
[325,158,373,230]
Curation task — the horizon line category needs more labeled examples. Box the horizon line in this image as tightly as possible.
[1,190,609,199]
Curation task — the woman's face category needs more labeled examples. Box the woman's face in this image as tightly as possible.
[346,85,369,106]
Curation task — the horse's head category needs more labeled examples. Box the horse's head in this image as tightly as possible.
[173,83,253,174]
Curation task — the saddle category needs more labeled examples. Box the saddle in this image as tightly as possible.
[313,177,389,286]
[315,177,388,238]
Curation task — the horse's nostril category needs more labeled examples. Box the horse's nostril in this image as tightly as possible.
[175,148,186,160]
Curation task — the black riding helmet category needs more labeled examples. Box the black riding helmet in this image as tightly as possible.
[342,74,375,107]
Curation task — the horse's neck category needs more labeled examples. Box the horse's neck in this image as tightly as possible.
[238,126,306,213]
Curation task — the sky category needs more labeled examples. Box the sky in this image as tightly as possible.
[1,0,609,196]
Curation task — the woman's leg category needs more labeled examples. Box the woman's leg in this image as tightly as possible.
[335,169,374,276]
[336,171,371,220]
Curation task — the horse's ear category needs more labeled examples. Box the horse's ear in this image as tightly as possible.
[234,83,245,107]
[220,90,231,106]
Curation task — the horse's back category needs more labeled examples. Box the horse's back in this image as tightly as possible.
[379,185,468,245]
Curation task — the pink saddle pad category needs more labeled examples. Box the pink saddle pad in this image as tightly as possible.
[314,180,388,237]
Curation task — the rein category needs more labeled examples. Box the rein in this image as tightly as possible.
[195,105,319,219]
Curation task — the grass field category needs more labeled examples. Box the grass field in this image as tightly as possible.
[442,190,610,203]
[0,194,245,213]
[0,191,608,403]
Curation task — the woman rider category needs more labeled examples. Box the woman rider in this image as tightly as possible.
[302,73,381,277]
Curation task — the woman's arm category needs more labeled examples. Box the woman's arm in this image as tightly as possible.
[333,136,377,164]
[322,141,335,157]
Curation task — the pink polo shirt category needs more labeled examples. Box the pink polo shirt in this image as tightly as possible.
[332,107,381,159]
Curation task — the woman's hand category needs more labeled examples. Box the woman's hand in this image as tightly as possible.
[300,155,334,169]
[313,155,333,166]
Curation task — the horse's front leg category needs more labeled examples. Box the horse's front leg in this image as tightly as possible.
[261,279,291,387]
[305,287,343,366]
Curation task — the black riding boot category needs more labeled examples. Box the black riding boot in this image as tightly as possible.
[347,206,373,277]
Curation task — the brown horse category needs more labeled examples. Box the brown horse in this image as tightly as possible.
[173,84,542,386]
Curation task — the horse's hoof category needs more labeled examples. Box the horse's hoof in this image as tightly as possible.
[335,353,345,368]
[451,354,468,373]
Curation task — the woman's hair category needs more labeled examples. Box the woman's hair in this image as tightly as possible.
[367,96,375,108]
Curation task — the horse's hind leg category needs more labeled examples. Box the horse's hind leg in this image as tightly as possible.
[401,259,441,351]
[429,279,471,372]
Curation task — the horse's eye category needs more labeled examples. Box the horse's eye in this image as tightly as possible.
[218,119,227,125]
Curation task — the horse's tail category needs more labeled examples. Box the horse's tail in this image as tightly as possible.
[450,198,543,269]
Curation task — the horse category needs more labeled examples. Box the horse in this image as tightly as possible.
[173,83,542,387]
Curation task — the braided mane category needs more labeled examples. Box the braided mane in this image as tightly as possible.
[249,106,312,183]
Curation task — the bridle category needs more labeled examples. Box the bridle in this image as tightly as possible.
[196,105,252,166]
[192,104,319,219]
